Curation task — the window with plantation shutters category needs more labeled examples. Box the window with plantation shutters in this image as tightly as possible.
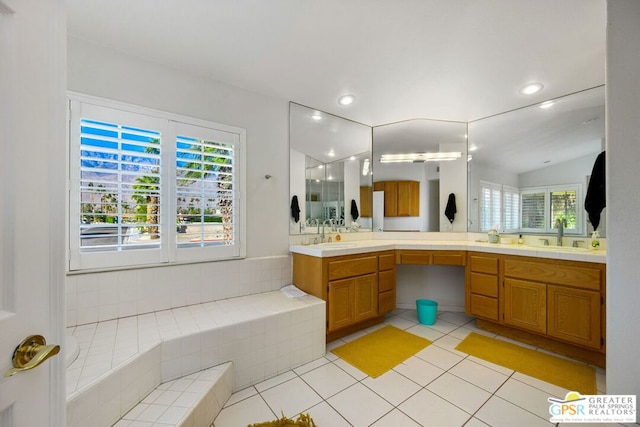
[69,94,246,270]
[479,181,502,232]
[521,189,546,232]
[503,186,520,232]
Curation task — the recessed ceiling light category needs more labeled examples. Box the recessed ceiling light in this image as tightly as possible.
[469,145,478,152]
[539,101,555,109]
[520,83,544,95]
[338,94,355,106]
[349,156,356,161]
[311,112,322,120]
[328,150,335,157]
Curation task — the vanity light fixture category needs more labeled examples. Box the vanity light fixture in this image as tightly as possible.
[380,152,462,163]
[520,82,544,95]
[539,101,555,109]
[338,94,355,106]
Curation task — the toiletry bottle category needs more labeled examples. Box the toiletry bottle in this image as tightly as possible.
[518,234,523,245]
[591,231,600,248]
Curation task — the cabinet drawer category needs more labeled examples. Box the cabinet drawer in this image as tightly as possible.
[379,270,396,292]
[470,255,499,274]
[379,253,396,271]
[398,252,431,265]
[379,290,396,315]
[470,273,498,297]
[433,252,465,266]
[328,256,377,281]
[470,294,498,321]
[504,259,601,291]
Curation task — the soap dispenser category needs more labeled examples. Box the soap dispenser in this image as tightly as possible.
[591,230,600,248]
[518,234,524,245]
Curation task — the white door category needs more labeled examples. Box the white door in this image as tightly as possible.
[0,1,66,426]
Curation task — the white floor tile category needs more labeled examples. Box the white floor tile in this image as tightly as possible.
[495,378,558,420]
[474,395,552,427]
[426,372,492,414]
[414,343,464,371]
[463,417,491,427]
[399,388,471,426]
[362,369,422,406]
[260,377,323,418]
[214,394,275,427]
[392,356,445,387]
[384,315,417,330]
[327,383,394,426]
[405,324,445,341]
[300,362,358,399]
[305,401,351,427]
[293,356,331,376]
[448,359,510,393]
[253,370,297,393]
[223,386,257,408]
[370,408,422,426]
[332,357,368,381]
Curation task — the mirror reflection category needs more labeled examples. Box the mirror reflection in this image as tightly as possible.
[467,86,606,237]
[372,119,468,232]
[289,103,372,234]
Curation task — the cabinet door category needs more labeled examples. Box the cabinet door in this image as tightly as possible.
[359,186,373,217]
[548,285,601,349]
[354,273,378,323]
[504,278,547,334]
[328,278,355,332]
[383,182,398,217]
[397,180,419,216]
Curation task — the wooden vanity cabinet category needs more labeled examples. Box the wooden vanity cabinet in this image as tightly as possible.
[292,250,397,341]
[503,257,604,350]
[466,252,500,321]
[378,252,397,315]
[373,180,419,217]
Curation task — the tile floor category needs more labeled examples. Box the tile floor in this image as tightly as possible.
[213,309,628,427]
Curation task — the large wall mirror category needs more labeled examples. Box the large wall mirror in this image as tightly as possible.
[289,103,373,234]
[467,86,606,237]
[372,119,468,232]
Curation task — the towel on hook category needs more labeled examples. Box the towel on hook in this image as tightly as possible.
[585,151,606,230]
[291,195,301,223]
[350,199,359,221]
[445,193,456,224]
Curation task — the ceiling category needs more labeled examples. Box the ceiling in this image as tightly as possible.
[66,0,606,127]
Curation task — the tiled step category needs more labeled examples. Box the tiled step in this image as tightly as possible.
[113,362,233,427]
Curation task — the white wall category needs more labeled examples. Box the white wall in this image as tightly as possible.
[439,143,468,232]
[519,152,599,187]
[68,36,290,258]
[396,265,466,312]
[606,0,640,416]
[66,37,293,326]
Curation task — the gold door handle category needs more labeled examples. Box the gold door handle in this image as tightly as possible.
[4,335,60,377]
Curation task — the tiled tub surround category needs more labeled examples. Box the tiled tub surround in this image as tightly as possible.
[66,255,293,327]
[66,291,326,427]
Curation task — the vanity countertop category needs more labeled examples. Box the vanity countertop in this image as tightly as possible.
[289,239,606,263]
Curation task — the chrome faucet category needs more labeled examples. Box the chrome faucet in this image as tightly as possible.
[555,218,566,246]
[539,238,550,246]
[321,219,334,242]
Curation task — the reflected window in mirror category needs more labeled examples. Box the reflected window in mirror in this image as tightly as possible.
[468,86,605,237]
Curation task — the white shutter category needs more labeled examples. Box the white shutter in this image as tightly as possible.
[503,186,520,232]
[479,181,502,232]
[172,121,245,262]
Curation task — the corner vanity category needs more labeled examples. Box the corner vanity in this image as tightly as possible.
[291,240,606,367]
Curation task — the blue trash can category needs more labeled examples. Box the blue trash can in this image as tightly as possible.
[416,299,438,325]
